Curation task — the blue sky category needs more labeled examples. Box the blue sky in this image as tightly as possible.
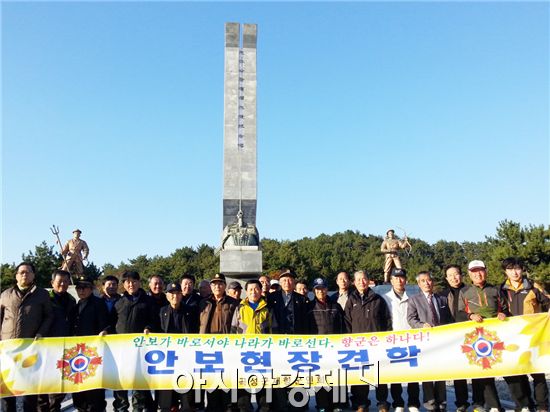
[2,2,548,268]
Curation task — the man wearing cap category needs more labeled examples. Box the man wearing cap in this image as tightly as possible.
[344,270,391,412]
[231,279,271,411]
[267,269,309,334]
[267,269,309,411]
[381,268,421,412]
[500,257,549,412]
[199,273,239,411]
[440,265,470,412]
[307,277,345,412]
[70,275,109,412]
[157,282,193,412]
[0,262,54,412]
[61,229,89,276]
[381,229,409,283]
[407,271,452,412]
[459,260,509,412]
[227,281,243,301]
[114,270,157,412]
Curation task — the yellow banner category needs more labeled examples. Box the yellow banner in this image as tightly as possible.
[1,313,548,397]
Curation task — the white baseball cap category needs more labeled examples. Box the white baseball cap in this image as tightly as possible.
[468,260,486,270]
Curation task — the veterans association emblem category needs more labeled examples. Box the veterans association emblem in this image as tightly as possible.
[57,343,102,384]
[461,327,505,369]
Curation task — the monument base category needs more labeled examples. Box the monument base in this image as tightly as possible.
[220,248,262,278]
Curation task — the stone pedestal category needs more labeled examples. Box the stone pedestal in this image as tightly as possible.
[220,247,262,277]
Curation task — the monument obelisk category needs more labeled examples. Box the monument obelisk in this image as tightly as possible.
[219,23,262,277]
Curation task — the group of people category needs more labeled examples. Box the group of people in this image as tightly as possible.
[0,257,548,412]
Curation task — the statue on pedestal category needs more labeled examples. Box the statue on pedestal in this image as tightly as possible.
[381,228,411,283]
[221,210,259,250]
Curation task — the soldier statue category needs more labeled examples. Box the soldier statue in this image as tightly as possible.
[221,210,259,249]
[381,229,410,283]
[60,229,89,276]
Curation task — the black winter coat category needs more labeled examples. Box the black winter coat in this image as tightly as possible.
[48,290,76,337]
[71,295,109,336]
[306,298,345,335]
[115,289,157,333]
[267,290,309,334]
[181,293,201,333]
[160,305,191,334]
[344,288,391,333]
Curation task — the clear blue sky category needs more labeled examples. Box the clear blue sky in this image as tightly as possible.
[2,2,548,268]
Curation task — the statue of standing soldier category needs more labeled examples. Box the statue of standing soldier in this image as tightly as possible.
[381,229,410,283]
[60,229,89,276]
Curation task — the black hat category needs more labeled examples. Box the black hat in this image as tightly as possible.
[227,281,242,290]
[391,268,407,278]
[279,269,296,279]
[166,282,182,293]
[210,273,226,284]
[75,275,93,287]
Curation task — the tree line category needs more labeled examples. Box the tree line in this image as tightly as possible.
[2,220,549,290]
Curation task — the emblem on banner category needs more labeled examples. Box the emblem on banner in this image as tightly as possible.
[461,327,505,369]
[57,343,102,384]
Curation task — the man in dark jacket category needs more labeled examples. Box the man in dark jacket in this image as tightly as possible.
[148,274,168,316]
[101,275,121,333]
[157,282,193,412]
[267,269,309,411]
[344,270,391,412]
[199,273,239,412]
[70,276,109,412]
[267,269,309,335]
[0,262,54,412]
[407,271,452,412]
[180,274,201,334]
[459,260,508,412]
[114,270,157,412]
[179,274,203,409]
[500,257,549,412]
[440,265,470,412]
[38,269,76,412]
[307,277,345,412]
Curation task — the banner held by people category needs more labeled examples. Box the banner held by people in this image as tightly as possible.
[1,313,548,397]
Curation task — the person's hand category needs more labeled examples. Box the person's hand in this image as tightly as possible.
[422,323,432,328]
[144,328,150,335]
[497,312,507,321]
[470,313,483,323]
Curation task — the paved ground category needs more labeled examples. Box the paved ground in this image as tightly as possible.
[58,380,523,411]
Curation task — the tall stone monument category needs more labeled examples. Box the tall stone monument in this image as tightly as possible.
[219,23,262,277]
